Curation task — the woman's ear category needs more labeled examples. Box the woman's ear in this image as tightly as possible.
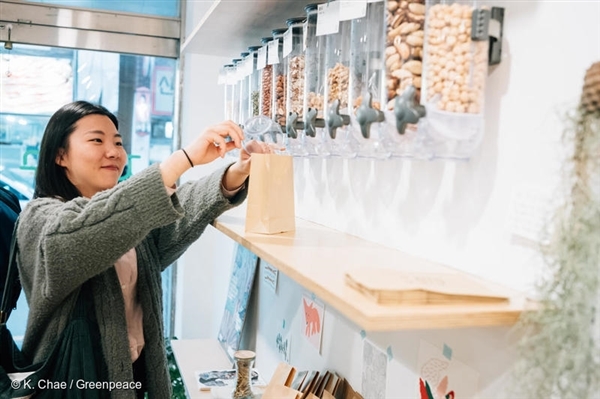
[55,148,66,167]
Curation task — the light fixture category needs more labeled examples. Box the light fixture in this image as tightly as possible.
[3,24,13,50]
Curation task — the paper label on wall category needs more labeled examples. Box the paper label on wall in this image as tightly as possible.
[267,39,280,65]
[417,340,479,399]
[257,46,267,70]
[263,262,279,294]
[275,329,291,363]
[361,340,387,399]
[301,295,324,354]
[283,28,293,58]
[340,0,367,21]
[316,2,340,36]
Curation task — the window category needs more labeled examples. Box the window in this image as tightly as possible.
[0,43,178,344]
[23,0,180,18]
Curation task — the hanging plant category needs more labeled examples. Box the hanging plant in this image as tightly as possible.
[511,62,600,398]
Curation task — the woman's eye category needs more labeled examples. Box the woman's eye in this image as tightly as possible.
[116,142,123,147]
[91,138,102,143]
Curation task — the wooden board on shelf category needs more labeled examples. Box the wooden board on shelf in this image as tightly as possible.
[211,207,535,331]
[345,268,510,306]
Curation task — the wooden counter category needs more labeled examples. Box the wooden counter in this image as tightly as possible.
[171,339,232,399]
[212,208,533,331]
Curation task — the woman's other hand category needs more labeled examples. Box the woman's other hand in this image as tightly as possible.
[184,121,243,165]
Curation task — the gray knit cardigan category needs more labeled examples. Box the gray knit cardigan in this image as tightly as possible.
[16,163,247,398]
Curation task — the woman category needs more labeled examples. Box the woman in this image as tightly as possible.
[16,101,250,398]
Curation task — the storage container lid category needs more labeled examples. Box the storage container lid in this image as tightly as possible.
[271,28,287,37]
[232,58,242,64]
[248,46,261,52]
[240,52,250,58]
[286,16,306,26]
[261,37,272,44]
[304,3,322,13]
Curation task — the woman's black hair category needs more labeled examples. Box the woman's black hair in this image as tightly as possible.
[34,101,119,200]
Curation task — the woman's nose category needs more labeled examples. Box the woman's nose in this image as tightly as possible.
[106,144,123,158]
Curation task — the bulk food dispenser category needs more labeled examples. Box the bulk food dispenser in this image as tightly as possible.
[270,28,288,128]
[238,52,251,125]
[258,37,273,118]
[283,16,308,156]
[348,0,392,159]
[419,0,495,159]
[248,46,261,118]
[221,64,235,121]
[301,3,328,157]
[231,58,242,124]
[323,8,358,158]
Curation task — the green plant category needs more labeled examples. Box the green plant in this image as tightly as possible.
[512,101,600,398]
[165,337,187,399]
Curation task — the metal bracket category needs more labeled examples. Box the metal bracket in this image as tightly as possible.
[471,7,505,65]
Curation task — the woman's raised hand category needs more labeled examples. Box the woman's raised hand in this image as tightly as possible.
[184,121,244,165]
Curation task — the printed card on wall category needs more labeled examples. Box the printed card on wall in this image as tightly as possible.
[417,340,479,399]
[361,340,387,399]
[217,244,259,362]
[301,295,324,354]
[262,261,279,294]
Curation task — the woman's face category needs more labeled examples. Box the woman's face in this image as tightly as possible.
[56,114,127,198]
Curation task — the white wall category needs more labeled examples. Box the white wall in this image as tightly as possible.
[177,1,600,397]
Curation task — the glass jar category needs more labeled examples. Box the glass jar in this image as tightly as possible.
[270,28,288,127]
[421,0,489,159]
[349,0,392,159]
[284,16,306,140]
[302,3,328,157]
[259,37,273,118]
[232,350,256,399]
[324,15,357,158]
[248,46,261,118]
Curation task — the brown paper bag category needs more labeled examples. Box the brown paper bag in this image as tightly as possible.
[245,153,296,234]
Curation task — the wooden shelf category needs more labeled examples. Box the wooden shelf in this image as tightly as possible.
[181,0,314,56]
[212,208,534,331]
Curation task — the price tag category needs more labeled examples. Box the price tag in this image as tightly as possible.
[367,0,383,3]
[243,56,252,77]
[257,46,267,70]
[283,28,293,58]
[340,0,367,21]
[267,38,279,65]
[316,2,340,36]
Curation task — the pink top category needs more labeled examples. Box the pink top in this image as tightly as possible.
[114,248,144,362]
[113,181,244,363]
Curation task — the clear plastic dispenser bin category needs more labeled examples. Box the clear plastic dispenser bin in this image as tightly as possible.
[384,0,427,158]
[420,0,490,160]
[349,0,392,159]
[248,46,262,118]
[222,64,235,121]
[324,7,357,158]
[239,52,251,125]
[302,3,329,157]
[283,16,307,155]
[270,28,288,128]
[259,37,273,118]
[231,58,242,124]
